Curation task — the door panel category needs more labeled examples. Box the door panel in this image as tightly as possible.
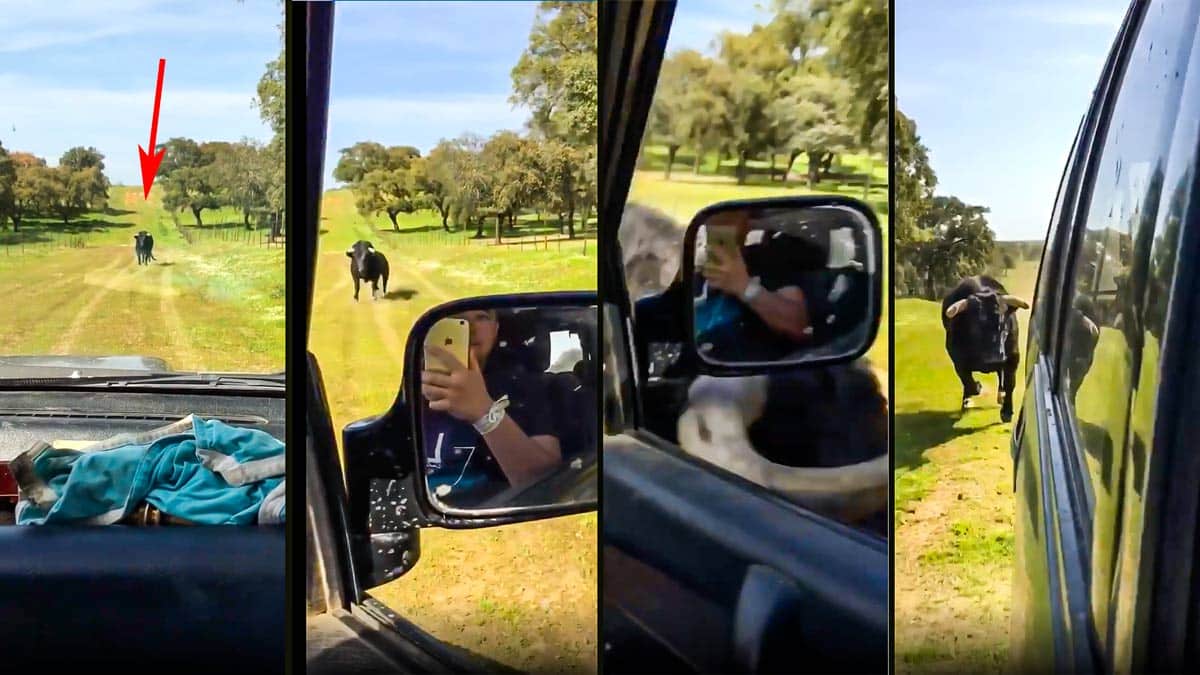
[603,433,886,673]
[1012,358,1097,673]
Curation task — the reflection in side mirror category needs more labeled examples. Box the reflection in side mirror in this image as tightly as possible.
[684,197,882,370]
[411,298,598,516]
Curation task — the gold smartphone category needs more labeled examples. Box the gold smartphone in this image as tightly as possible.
[424,317,470,373]
[704,223,740,269]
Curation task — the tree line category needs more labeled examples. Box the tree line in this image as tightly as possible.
[646,0,887,188]
[0,144,110,230]
[153,137,282,233]
[894,108,997,299]
[338,1,596,241]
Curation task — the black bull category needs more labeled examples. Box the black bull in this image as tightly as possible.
[134,231,155,265]
[346,240,390,301]
[941,276,1029,422]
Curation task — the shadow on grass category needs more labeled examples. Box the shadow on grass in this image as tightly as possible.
[379,225,450,235]
[895,409,1004,473]
[0,218,137,245]
[383,289,418,301]
[182,220,259,231]
[155,261,177,267]
[103,207,136,217]
[0,230,55,246]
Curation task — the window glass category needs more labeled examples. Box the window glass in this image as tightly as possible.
[1030,116,1083,354]
[613,0,888,534]
[1056,0,1196,647]
[0,4,285,375]
[311,2,597,672]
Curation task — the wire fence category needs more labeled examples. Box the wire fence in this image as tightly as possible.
[377,224,595,255]
[0,231,88,257]
[178,225,285,248]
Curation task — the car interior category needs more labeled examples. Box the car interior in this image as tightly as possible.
[0,389,285,667]
[495,307,599,459]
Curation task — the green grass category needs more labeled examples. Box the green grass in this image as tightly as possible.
[0,185,284,373]
[310,188,597,674]
[894,258,1040,674]
[629,146,890,386]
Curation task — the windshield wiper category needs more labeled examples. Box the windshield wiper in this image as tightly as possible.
[0,372,285,390]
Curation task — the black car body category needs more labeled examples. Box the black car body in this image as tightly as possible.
[599,2,887,672]
[1011,1,1200,671]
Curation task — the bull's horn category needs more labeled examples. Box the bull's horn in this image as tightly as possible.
[345,247,354,255]
[1001,294,1030,309]
[368,246,376,254]
[676,403,888,522]
[945,299,968,318]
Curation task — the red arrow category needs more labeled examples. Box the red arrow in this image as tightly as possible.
[138,58,167,199]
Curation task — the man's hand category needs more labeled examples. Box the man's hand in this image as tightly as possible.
[703,245,751,297]
[421,346,493,422]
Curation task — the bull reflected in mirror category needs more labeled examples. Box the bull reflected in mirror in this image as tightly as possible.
[687,203,877,367]
[942,276,1030,422]
[619,199,887,531]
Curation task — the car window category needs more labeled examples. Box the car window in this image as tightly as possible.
[1055,0,1199,651]
[0,4,285,376]
[309,2,597,672]
[0,1,285,525]
[1030,115,1084,357]
[614,1,888,533]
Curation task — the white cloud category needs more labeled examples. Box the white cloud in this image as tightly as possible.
[666,12,763,55]
[1005,5,1124,28]
[0,0,276,53]
[0,74,269,184]
[333,0,539,58]
[329,94,530,132]
[894,79,941,105]
[323,94,534,185]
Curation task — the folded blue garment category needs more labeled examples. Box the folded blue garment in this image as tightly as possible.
[12,415,285,525]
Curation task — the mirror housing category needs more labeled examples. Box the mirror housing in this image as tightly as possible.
[681,196,883,375]
[401,291,599,527]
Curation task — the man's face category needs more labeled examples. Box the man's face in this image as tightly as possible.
[459,310,499,360]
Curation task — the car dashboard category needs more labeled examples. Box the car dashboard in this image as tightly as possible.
[0,388,286,667]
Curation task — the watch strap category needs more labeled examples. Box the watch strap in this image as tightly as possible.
[473,395,510,435]
[742,276,763,302]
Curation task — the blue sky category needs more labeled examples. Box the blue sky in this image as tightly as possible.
[897,2,1128,240]
[0,0,280,186]
[325,1,542,188]
[661,0,764,55]
[324,0,762,188]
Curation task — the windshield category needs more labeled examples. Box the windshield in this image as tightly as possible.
[309,1,596,671]
[0,2,285,380]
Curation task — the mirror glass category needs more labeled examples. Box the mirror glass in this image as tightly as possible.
[688,203,878,366]
[416,302,598,513]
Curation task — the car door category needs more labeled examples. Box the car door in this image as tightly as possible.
[302,4,598,673]
[599,2,887,672]
[1011,1,1200,671]
[299,6,487,671]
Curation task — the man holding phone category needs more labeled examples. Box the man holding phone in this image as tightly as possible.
[420,309,562,503]
[694,208,822,358]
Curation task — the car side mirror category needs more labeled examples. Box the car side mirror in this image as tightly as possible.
[682,196,882,374]
[402,292,598,524]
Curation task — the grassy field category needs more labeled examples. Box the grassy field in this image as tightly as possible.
[893,259,1040,673]
[309,188,597,674]
[0,185,284,373]
[631,147,891,386]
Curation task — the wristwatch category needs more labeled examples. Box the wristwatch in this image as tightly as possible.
[741,276,763,302]
[473,395,510,435]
